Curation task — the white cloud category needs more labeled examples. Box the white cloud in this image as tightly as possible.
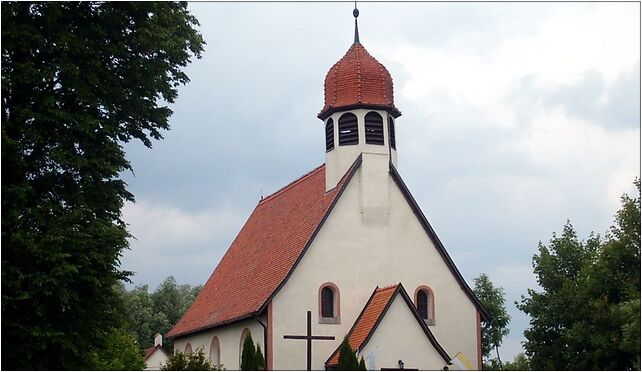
[120,200,246,287]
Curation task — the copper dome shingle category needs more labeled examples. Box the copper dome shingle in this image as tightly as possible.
[319,43,400,119]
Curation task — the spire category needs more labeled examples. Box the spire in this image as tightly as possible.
[353,2,360,44]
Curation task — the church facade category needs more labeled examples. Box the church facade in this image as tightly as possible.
[167,9,489,371]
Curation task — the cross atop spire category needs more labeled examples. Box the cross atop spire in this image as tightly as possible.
[353,2,360,44]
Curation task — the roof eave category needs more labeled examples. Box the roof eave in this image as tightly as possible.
[318,103,402,121]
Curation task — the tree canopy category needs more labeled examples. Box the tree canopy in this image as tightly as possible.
[473,273,510,369]
[1,2,203,369]
[518,180,640,370]
[119,276,202,352]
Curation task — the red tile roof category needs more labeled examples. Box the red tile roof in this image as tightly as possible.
[319,43,400,120]
[143,345,167,362]
[326,283,451,367]
[326,285,398,366]
[167,161,359,339]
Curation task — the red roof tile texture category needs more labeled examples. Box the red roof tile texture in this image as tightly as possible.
[167,165,347,339]
[319,43,398,118]
[326,285,399,366]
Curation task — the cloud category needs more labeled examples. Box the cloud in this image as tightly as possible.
[120,200,247,287]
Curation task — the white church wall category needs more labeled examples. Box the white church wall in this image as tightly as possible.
[173,317,265,370]
[271,164,480,370]
[358,294,447,370]
[144,349,169,371]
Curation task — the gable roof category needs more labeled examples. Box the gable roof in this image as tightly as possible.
[167,158,362,339]
[143,345,168,362]
[389,164,491,322]
[326,283,451,367]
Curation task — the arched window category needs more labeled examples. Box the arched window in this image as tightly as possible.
[325,118,334,151]
[185,343,193,354]
[319,283,340,323]
[210,336,221,368]
[415,286,435,325]
[365,112,384,145]
[388,116,396,149]
[338,113,358,146]
[321,287,334,317]
[239,328,251,367]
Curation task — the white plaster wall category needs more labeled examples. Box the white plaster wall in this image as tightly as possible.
[324,108,396,191]
[359,294,446,370]
[271,165,479,370]
[144,350,169,371]
[173,317,265,370]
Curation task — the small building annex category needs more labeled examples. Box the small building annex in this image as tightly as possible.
[167,7,489,371]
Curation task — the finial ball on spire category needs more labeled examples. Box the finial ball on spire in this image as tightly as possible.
[353,7,359,18]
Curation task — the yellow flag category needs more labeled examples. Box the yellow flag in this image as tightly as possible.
[449,352,474,370]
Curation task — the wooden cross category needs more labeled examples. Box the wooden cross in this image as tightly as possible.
[283,311,336,370]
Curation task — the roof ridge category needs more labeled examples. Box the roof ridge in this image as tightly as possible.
[259,164,324,204]
[376,283,399,292]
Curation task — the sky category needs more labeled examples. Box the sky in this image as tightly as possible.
[119,2,640,361]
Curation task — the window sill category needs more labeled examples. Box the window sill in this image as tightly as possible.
[319,316,341,324]
[424,319,435,326]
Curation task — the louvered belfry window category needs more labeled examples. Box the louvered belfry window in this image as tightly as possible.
[365,112,384,145]
[338,113,359,146]
[325,118,334,151]
[388,116,396,149]
[321,287,334,317]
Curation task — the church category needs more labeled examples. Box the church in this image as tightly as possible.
[167,7,489,370]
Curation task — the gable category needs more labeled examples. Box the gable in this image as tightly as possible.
[326,284,449,368]
[167,159,361,339]
[389,164,490,321]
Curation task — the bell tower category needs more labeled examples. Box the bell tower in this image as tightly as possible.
[318,6,401,192]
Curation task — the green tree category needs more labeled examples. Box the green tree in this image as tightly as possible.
[518,180,640,370]
[254,344,266,371]
[473,273,510,369]
[162,348,213,371]
[1,3,204,368]
[90,327,146,371]
[502,353,530,371]
[358,356,367,370]
[240,333,257,370]
[337,336,360,370]
[120,276,202,352]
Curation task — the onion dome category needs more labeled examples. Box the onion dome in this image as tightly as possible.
[318,43,401,120]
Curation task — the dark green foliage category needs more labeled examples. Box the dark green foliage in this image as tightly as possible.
[503,353,531,371]
[119,276,202,352]
[162,348,213,371]
[1,2,203,369]
[473,274,510,367]
[337,336,360,370]
[518,180,641,370]
[358,356,367,370]
[90,327,146,370]
[254,344,266,371]
[240,333,257,370]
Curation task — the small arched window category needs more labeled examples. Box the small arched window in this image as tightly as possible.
[185,343,193,354]
[321,287,334,317]
[365,112,384,145]
[319,283,340,323]
[338,113,359,146]
[415,286,435,325]
[388,116,396,149]
[326,118,334,151]
[210,336,221,368]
